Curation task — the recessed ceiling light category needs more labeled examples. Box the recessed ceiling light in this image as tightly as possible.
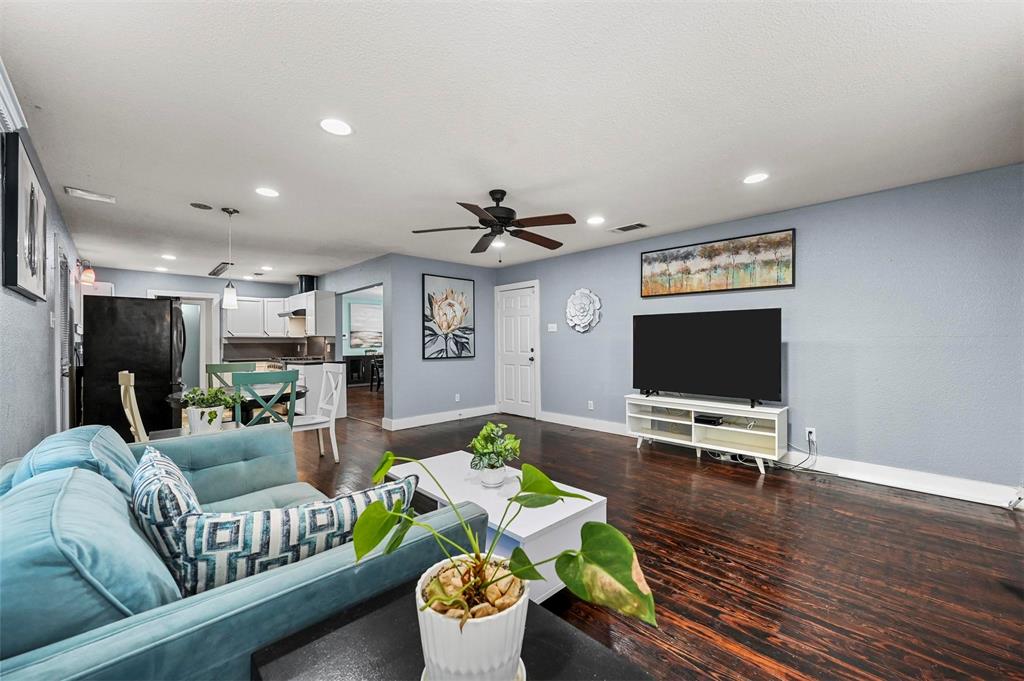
[160,254,176,260]
[586,216,605,226]
[320,118,353,136]
[65,186,116,204]
[492,239,507,249]
[261,265,273,271]
[154,266,168,272]
[743,172,770,184]
[243,275,254,281]
[255,187,279,198]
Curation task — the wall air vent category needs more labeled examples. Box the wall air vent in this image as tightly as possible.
[609,222,649,233]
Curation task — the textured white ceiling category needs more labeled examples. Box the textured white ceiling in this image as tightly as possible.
[1,2,1021,283]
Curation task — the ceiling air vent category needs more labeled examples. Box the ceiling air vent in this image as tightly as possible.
[609,222,649,233]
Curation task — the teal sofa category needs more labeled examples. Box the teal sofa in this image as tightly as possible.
[0,424,486,680]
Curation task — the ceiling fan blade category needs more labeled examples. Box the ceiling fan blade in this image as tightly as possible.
[471,233,497,253]
[512,213,576,228]
[457,202,497,223]
[411,226,480,234]
[509,229,562,250]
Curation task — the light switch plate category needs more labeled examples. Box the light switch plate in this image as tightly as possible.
[547,323,558,332]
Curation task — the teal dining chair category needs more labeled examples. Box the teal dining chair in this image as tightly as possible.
[206,362,257,389]
[232,369,299,427]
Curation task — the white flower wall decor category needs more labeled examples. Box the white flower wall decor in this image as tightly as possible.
[566,288,602,333]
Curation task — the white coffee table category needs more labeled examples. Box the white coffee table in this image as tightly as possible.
[388,451,607,602]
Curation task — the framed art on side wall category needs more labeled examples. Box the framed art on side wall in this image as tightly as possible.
[422,273,475,359]
[2,131,48,301]
[641,228,794,298]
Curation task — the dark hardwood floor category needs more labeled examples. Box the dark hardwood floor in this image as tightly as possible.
[345,386,384,425]
[292,415,1024,680]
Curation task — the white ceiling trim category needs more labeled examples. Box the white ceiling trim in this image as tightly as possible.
[0,56,27,133]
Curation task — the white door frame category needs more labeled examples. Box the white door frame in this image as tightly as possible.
[147,289,222,388]
[52,234,70,431]
[494,280,542,418]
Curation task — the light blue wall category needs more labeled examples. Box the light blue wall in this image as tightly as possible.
[0,128,80,463]
[497,164,1023,485]
[93,267,294,299]
[318,254,496,423]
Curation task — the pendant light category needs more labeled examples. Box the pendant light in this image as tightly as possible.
[80,260,96,285]
[221,207,239,309]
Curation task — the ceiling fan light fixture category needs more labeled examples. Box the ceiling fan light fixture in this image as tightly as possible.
[492,239,506,249]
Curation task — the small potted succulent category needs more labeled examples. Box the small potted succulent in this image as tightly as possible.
[181,387,242,435]
[468,422,520,488]
[354,452,656,681]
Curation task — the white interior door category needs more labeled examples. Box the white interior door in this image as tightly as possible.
[495,282,539,418]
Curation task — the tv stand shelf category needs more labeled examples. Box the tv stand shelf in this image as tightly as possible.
[625,394,788,475]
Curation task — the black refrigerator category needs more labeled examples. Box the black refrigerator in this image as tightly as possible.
[81,296,184,439]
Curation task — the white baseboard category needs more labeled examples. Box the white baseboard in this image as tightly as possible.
[383,404,498,431]
[537,411,630,437]
[779,450,1019,509]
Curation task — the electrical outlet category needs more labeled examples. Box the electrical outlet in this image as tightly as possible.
[455,393,460,403]
[587,400,594,410]
[805,427,817,445]
[547,323,558,333]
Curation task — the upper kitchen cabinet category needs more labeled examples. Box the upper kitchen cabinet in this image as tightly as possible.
[223,297,265,337]
[263,298,289,337]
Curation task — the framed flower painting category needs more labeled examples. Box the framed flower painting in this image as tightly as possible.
[422,274,475,359]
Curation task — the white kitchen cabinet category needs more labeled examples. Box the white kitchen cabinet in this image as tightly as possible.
[224,297,264,337]
[263,298,288,337]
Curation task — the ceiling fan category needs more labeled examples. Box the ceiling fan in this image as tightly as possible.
[412,189,576,253]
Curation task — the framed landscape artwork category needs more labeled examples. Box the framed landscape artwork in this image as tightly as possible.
[2,132,48,301]
[422,274,475,359]
[349,302,383,349]
[641,228,794,298]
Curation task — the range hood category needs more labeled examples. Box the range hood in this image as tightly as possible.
[277,275,318,318]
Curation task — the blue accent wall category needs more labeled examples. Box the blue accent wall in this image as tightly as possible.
[497,164,1023,485]
[92,267,294,299]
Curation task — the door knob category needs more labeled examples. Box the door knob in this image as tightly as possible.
[529,356,535,362]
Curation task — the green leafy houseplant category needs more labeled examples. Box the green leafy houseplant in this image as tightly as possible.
[353,451,656,628]
[468,422,520,470]
[181,387,242,425]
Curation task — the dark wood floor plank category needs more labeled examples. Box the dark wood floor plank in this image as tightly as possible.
[290,415,1024,681]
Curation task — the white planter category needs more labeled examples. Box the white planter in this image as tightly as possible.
[187,406,224,435]
[416,555,530,681]
[479,466,507,488]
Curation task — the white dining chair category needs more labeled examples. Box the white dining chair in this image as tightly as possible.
[118,370,149,443]
[292,364,345,463]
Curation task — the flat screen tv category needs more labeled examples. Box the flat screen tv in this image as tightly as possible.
[633,308,781,404]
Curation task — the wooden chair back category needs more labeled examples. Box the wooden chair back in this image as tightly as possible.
[117,370,149,443]
[206,362,257,388]
[315,364,346,420]
[232,369,299,427]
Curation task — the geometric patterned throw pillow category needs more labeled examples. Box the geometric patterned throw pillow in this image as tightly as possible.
[176,474,418,596]
[130,446,202,584]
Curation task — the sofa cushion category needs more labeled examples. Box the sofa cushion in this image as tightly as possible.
[202,482,327,513]
[177,475,418,595]
[0,457,21,496]
[12,425,137,500]
[0,467,181,659]
[130,447,202,582]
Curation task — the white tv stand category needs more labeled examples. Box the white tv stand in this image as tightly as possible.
[625,394,788,475]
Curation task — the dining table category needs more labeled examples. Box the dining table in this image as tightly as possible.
[158,384,308,440]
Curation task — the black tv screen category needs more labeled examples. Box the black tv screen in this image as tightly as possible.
[633,309,781,401]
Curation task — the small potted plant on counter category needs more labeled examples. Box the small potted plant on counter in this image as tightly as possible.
[181,387,242,435]
[353,452,656,681]
[468,422,520,488]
